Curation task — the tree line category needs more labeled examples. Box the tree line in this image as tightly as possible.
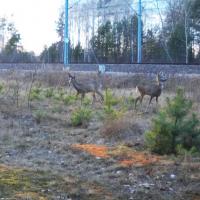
[0,0,200,64]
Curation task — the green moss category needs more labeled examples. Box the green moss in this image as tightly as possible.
[0,165,113,199]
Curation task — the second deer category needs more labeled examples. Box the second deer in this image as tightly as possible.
[68,72,104,103]
[135,72,167,111]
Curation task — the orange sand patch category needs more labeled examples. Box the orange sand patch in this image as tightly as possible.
[71,144,160,167]
[72,144,110,158]
[119,153,160,167]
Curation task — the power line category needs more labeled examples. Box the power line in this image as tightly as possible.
[66,0,169,64]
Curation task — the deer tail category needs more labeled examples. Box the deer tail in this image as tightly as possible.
[135,86,139,93]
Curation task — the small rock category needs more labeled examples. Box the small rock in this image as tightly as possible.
[170,174,176,179]
[60,160,65,165]
[138,183,154,189]
[116,170,122,175]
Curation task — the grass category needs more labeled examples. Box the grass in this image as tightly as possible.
[0,165,87,199]
[0,164,114,200]
[0,72,200,199]
[0,165,48,198]
[100,116,132,138]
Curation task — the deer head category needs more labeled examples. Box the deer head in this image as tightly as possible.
[156,72,167,87]
[68,73,75,86]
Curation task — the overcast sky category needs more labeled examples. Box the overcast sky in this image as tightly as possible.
[0,0,64,55]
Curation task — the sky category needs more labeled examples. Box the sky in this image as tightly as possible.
[0,0,64,55]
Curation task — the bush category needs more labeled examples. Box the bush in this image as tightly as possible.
[52,105,62,113]
[103,89,122,119]
[52,88,66,101]
[62,94,76,105]
[104,89,119,107]
[0,83,4,93]
[33,110,47,124]
[145,88,200,155]
[82,97,92,106]
[29,87,42,100]
[100,117,131,138]
[71,107,92,127]
[44,87,54,98]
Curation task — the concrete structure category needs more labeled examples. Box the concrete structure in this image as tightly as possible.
[0,63,200,76]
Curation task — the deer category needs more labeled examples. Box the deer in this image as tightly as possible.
[135,72,167,111]
[68,72,104,104]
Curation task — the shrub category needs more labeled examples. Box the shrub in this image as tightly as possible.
[82,97,92,106]
[58,88,65,98]
[103,89,122,119]
[29,87,42,100]
[33,110,47,124]
[104,89,119,107]
[71,107,92,127]
[126,96,135,109]
[0,83,4,93]
[44,87,54,98]
[52,105,62,113]
[100,117,131,138]
[62,94,76,105]
[145,88,200,155]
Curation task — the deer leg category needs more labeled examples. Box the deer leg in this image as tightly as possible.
[76,91,80,99]
[81,93,85,104]
[145,96,154,112]
[92,92,96,104]
[156,96,159,104]
[149,96,154,105]
[145,96,153,112]
[140,95,144,104]
[96,90,104,103]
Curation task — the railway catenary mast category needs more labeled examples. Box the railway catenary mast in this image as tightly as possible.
[64,0,69,67]
[64,0,143,65]
[137,0,142,63]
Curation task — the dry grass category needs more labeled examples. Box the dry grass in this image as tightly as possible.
[100,117,132,138]
[0,70,200,199]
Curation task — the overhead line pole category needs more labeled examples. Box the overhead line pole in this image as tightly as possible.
[137,0,142,63]
[64,0,69,67]
[131,17,134,63]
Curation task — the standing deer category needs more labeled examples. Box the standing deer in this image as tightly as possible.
[68,72,104,103]
[135,73,167,111]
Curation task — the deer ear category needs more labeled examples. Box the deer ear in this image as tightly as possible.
[68,73,74,78]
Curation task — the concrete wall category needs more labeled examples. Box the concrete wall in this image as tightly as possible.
[0,63,200,75]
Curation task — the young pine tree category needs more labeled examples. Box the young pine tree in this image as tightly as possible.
[145,88,200,155]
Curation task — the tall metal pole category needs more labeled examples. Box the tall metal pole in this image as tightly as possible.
[64,0,69,67]
[137,0,142,63]
[131,17,134,63]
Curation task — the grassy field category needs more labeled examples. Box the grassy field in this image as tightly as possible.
[0,70,199,200]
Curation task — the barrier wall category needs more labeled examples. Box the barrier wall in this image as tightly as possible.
[0,63,200,75]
